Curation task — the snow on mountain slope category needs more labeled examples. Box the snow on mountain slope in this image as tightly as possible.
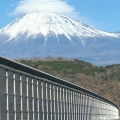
[0,12,120,66]
[0,12,119,41]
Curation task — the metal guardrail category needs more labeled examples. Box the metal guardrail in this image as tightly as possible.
[0,56,119,120]
[0,56,118,109]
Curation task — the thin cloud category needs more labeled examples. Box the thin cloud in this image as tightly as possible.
[11,0,95,27]
[11,0,79,18]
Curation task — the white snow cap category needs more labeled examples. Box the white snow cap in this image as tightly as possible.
[0,12,119,41]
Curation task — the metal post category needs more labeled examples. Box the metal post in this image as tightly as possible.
[60,87,62,120]
[41,82,44,120]
[13,73,16,120]
[0,93,1,120]
[6,71,9,120]
[57,86,59,120]
[37,80,39,120]
[26,77,29,120]
[53,85,56,120]
[20,75,23,120]
[50,84,52,120]
[46,83,48,120]
[32,79,34,120]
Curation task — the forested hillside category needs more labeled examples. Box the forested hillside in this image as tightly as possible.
[17,57,120,112]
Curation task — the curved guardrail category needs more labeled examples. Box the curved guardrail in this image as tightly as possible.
[0,56,119,120]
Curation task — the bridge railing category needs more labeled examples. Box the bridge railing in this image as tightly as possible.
[0,56,119,120]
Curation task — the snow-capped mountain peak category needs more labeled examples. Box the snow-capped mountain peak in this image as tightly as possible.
[0,12,119,42]
[0,12,120,66]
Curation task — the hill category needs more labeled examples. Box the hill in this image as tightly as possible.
[17,57,120,112]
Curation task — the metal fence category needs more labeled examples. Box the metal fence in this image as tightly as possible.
[0,56,119,120]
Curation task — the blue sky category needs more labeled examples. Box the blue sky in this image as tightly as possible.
[0,0,120,32]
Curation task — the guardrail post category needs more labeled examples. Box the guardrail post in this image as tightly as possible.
[0,93,1,120]
[6,71,9,120]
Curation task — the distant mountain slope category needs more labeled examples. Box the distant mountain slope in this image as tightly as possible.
[0,12,120,65]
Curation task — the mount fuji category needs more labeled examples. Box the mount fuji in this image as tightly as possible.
[0,12,120,65]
